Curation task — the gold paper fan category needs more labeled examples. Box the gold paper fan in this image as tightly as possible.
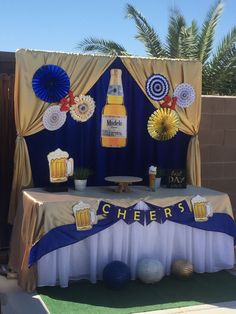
[70,95,95,122]
[147,108,180,141]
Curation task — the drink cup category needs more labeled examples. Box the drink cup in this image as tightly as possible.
[149,173,156,191]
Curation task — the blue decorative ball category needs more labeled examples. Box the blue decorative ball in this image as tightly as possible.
[103,261,131,289]
[137,258,165,284]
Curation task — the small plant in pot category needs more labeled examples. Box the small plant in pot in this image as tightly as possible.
[74,167,92,191]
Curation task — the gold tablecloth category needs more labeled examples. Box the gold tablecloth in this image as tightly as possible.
[8,185,233,292]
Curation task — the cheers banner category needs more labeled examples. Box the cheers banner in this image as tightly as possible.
[97,199,192,225]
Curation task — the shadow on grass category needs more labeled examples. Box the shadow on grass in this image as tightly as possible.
[38,271,236,314]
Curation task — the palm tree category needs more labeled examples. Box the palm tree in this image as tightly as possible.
[77,1,236,95]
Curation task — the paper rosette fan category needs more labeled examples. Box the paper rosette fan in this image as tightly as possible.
[146,74,169,101]
[173,83,195,108]
[32,64,70,103]
[43,105,67,131]
[70,95,95,122]
[147,108,180,141]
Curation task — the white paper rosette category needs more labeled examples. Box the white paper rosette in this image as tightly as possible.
[174,83,195,108]
[70,95,95,122]
[146,74,169,101]
[43,105,67,131]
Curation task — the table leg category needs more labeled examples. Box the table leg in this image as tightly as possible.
[117,182,130,192]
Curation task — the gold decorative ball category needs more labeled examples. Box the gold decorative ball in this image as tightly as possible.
[171,259,193,279]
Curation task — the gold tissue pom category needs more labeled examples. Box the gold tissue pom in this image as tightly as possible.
[171,259,193,279]
[147,108,180,141]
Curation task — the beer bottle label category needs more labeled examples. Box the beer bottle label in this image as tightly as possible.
[107,85,123,96]
[101,115,127,138]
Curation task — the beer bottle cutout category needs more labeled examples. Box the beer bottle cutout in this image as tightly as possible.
[101,69,127,148]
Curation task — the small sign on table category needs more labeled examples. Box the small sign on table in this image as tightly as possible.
[167,169,187,188]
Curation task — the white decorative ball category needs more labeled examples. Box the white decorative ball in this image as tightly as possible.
[137,258,165,284]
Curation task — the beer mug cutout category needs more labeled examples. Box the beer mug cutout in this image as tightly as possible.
[191,195,213,222]
[47,148,74,183]
[72,201,97,231]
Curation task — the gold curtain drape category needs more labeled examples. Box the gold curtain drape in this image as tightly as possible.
[121,56,202,187]
[8,49,116,224]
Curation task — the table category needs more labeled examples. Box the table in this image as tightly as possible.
[104,176,143,192]
[9,185,235,292]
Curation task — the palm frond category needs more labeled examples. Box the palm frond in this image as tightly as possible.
[76,37,129,56]
[125,3,166,57]
[203,27,236,95]
[179,21,199,59]
[208,26,236,71]
[76,2,235,95]
[166,8,186,58]
[197,0,224,63]
[203,59,236,95]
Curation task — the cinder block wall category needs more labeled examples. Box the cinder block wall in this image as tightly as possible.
[199,95,236,217]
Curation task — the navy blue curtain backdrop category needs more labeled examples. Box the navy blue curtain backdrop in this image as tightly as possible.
[25,57,190,187]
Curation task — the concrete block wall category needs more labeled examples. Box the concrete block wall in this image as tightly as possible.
[199,95,236,217]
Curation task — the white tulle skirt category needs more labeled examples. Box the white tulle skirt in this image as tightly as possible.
[37,218,235,287]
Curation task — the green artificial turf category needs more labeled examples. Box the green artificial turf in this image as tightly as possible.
[38,271,236,314]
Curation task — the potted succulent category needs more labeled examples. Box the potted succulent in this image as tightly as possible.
[74,167,92,191]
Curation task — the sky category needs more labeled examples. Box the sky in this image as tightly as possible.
[1,0,236,56]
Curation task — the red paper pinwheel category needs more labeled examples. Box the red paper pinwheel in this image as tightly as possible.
[160,96,177,110]
[59,90,76,112]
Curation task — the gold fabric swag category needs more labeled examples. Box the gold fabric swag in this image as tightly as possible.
[8,49,202,224]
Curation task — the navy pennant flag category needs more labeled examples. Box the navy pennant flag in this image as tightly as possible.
[144,200,192,225]
[97,200,113,218]
[145,205,166,225]
[128,208,145,225]
[97,200,192,225]
[170,200,193,222]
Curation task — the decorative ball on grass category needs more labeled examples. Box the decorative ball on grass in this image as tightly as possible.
[103,261,131,289]
[137,258,165,284]
[171,259,193,279]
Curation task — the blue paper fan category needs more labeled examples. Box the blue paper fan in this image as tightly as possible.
[146,74,169,101]
[32,64,70,103]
